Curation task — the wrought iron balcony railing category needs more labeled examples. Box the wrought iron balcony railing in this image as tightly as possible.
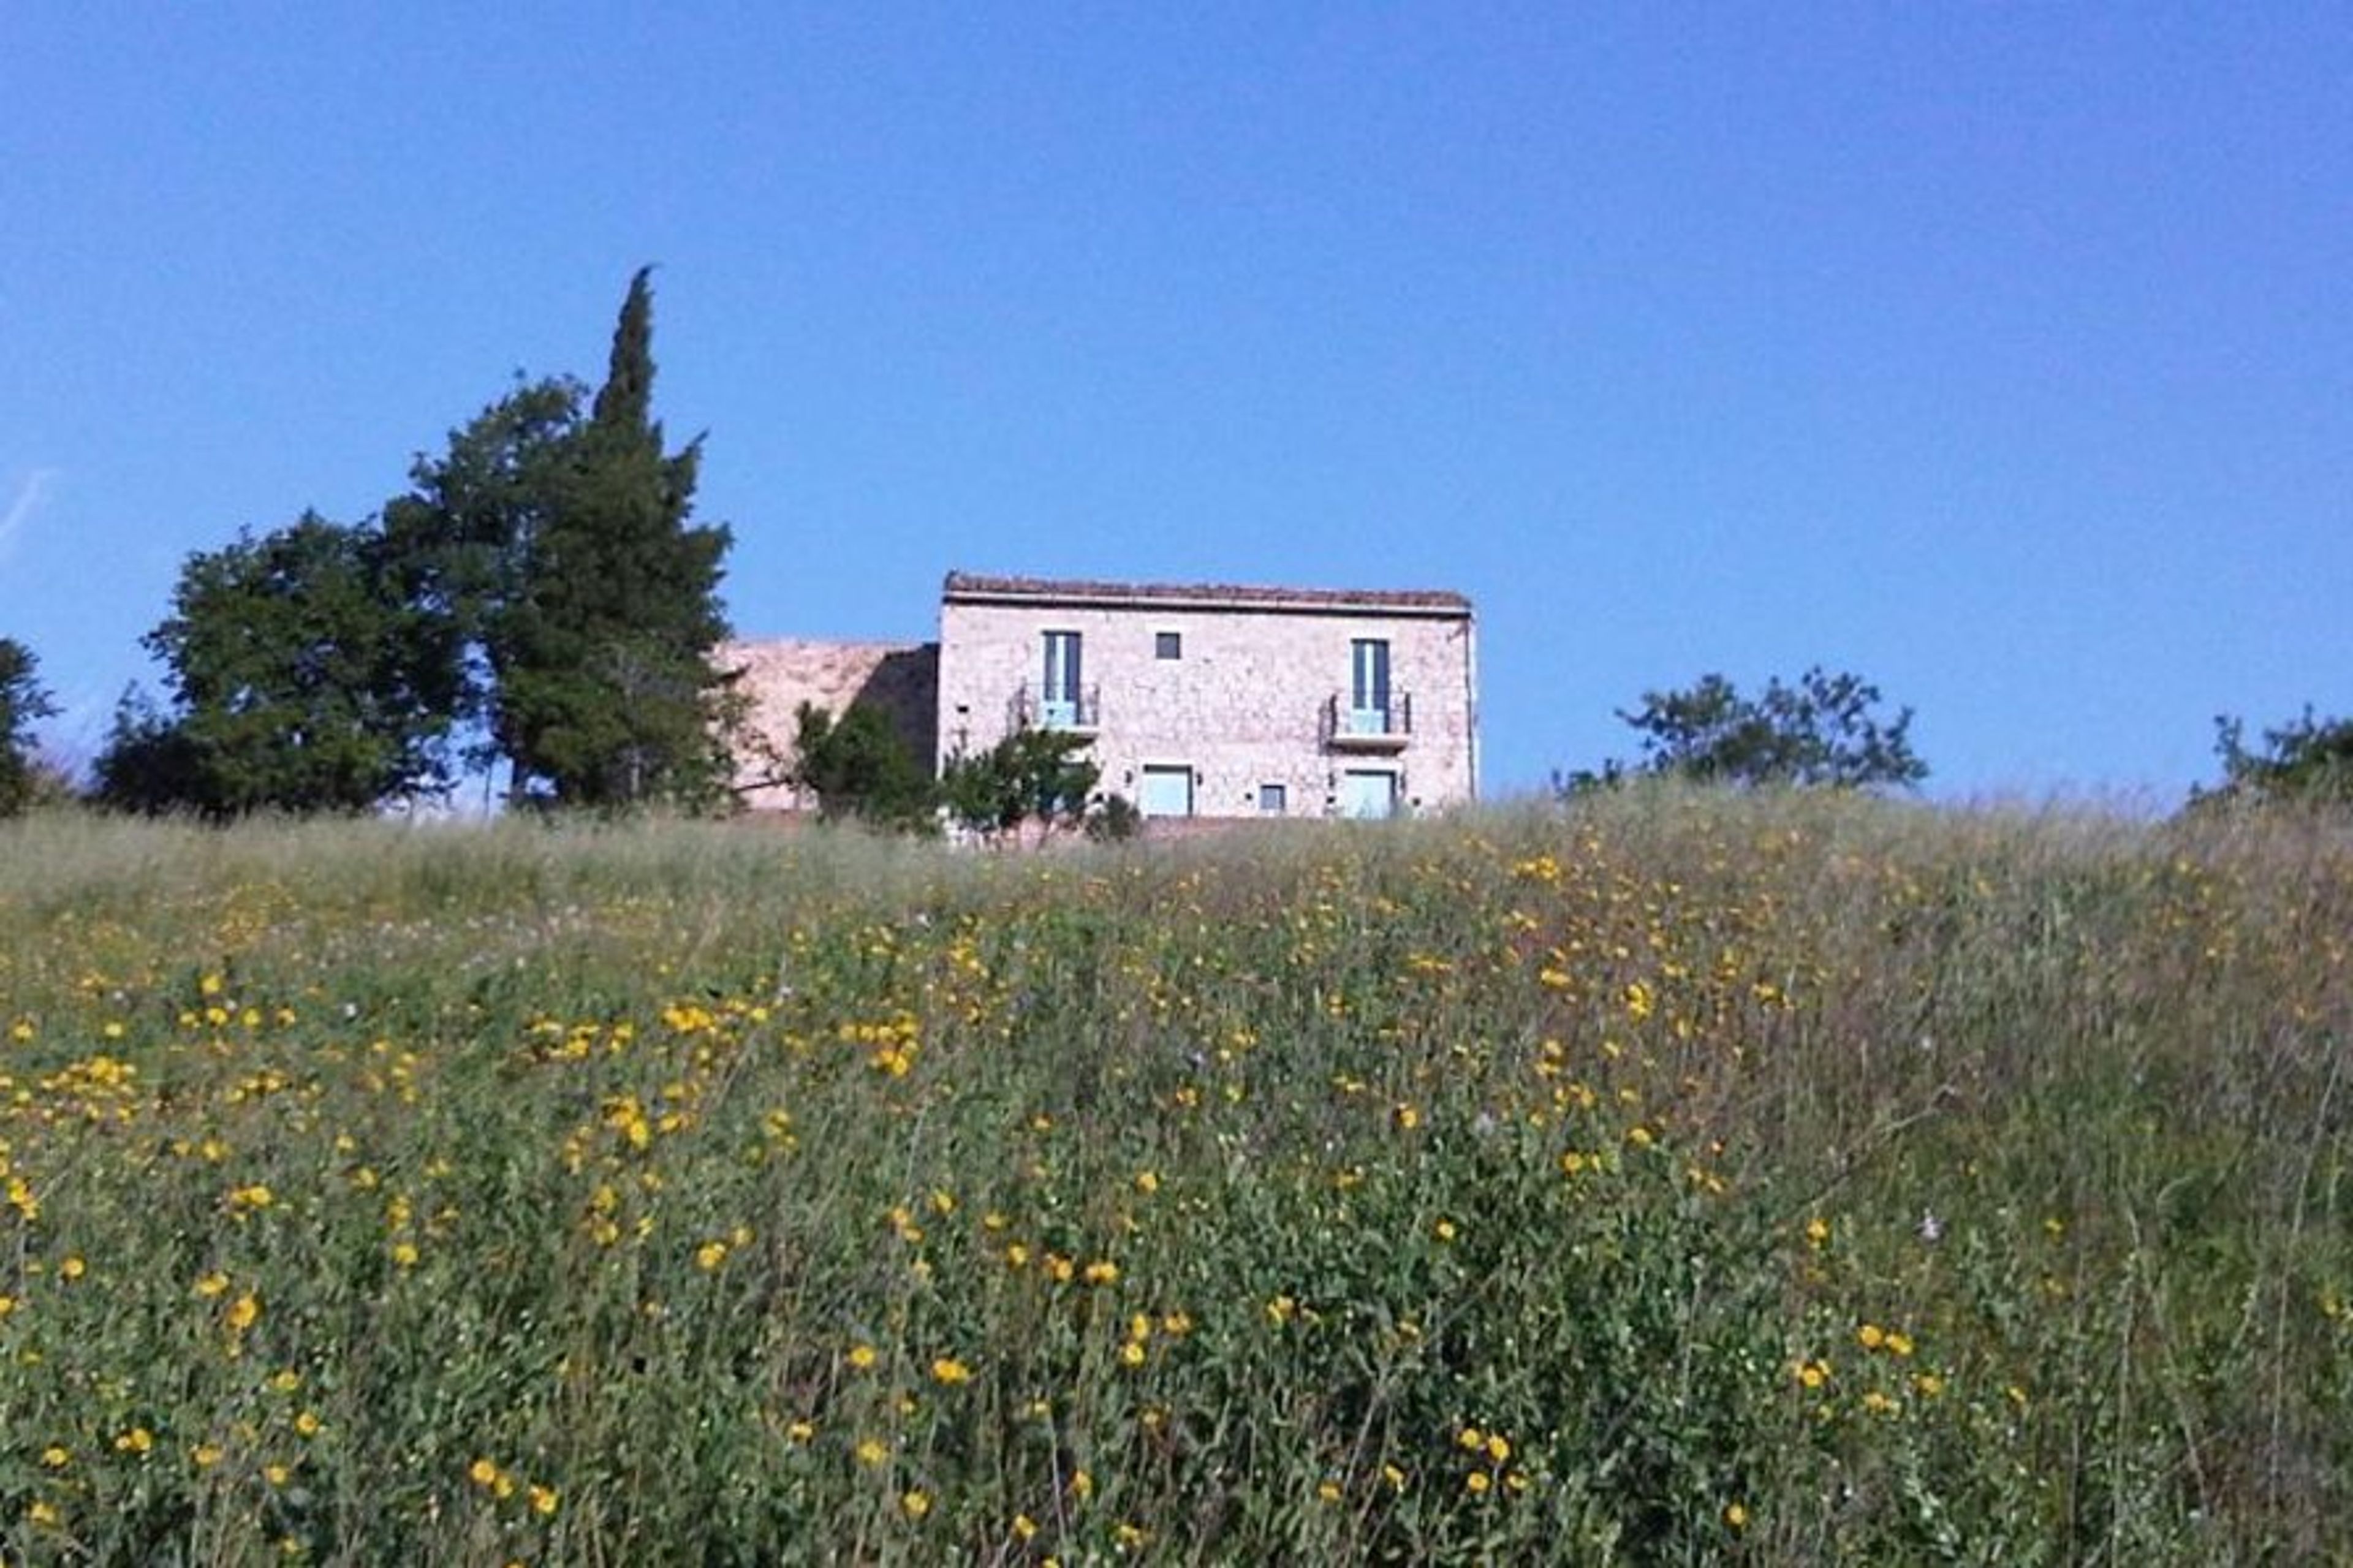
[1322,691,1412,750]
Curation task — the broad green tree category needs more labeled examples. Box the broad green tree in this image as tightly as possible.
[93,514,458,816]
[941,727,1101,841]
[1564,667,1927,794]
[0,637,58,817]
[381,374,585,779]
[792,702,936,830]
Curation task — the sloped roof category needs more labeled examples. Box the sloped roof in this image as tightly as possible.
[941,571,1471,615]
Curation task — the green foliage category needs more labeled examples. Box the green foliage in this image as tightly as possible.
[0,636,58,817]
[791,702,936,831]
[94,268,736,821]
[373,270,734,814]
[488,269,735,811]
[939,725,1101,840]
[91,515,459,817]
[2207,706,2353,806]
[0,798,2347,1559]
[381,373,586,766]
[1083,791,1144,843]
[1566,666,1927,794]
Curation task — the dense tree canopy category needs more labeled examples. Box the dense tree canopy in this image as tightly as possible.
[0,637,58,817]
[940,727,1102,841]
[381,373,585,769]
[99,269,738,819]
[1564,667,1927,794]
[94,514,458,817]
[791,702,936,831]
[393,270,735,809]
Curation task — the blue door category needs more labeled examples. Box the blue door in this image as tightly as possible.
[1139,766,1194,819]
[1349,639,1391,735]
[1041,631,1083,727]
[1339,769,1397,820]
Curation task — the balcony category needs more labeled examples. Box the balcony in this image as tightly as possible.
[1322,691,1412,752]
[1014,683,1102,736]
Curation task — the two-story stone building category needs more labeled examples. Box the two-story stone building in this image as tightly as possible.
[724,570,1478,821]
[934,572,1476,820]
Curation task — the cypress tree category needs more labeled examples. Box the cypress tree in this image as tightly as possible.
[495,269,735,808]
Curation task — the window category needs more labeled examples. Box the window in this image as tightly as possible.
[1139,766,1194,819]
[1155,631,1183,661]
[1349,638,1392,735]
[1040,631,1083,727]
[1257,783,1288,816]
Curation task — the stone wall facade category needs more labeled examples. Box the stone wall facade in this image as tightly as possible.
[934,574,1477,820]
[716,638,938,811]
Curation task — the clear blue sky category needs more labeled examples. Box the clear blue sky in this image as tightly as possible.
[7,6,2347,804]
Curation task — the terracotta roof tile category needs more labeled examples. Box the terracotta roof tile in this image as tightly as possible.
[941,570,1470,614]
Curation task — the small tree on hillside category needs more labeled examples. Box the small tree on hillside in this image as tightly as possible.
[792,702,936,830]
[1562,666,1926,795]
[2205,706,2353,807]
[0,637,58,817]
[941,727,1100,844]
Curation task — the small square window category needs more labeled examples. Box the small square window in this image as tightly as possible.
[1155,631,1183,661]
[1258,783,1287,816]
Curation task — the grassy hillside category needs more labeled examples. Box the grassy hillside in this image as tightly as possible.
[1,795,2347,1564]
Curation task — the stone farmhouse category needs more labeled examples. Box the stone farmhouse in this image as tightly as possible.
[722,571,1478,822]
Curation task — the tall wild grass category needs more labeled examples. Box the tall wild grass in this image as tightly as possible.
[0,792,2346,1563]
